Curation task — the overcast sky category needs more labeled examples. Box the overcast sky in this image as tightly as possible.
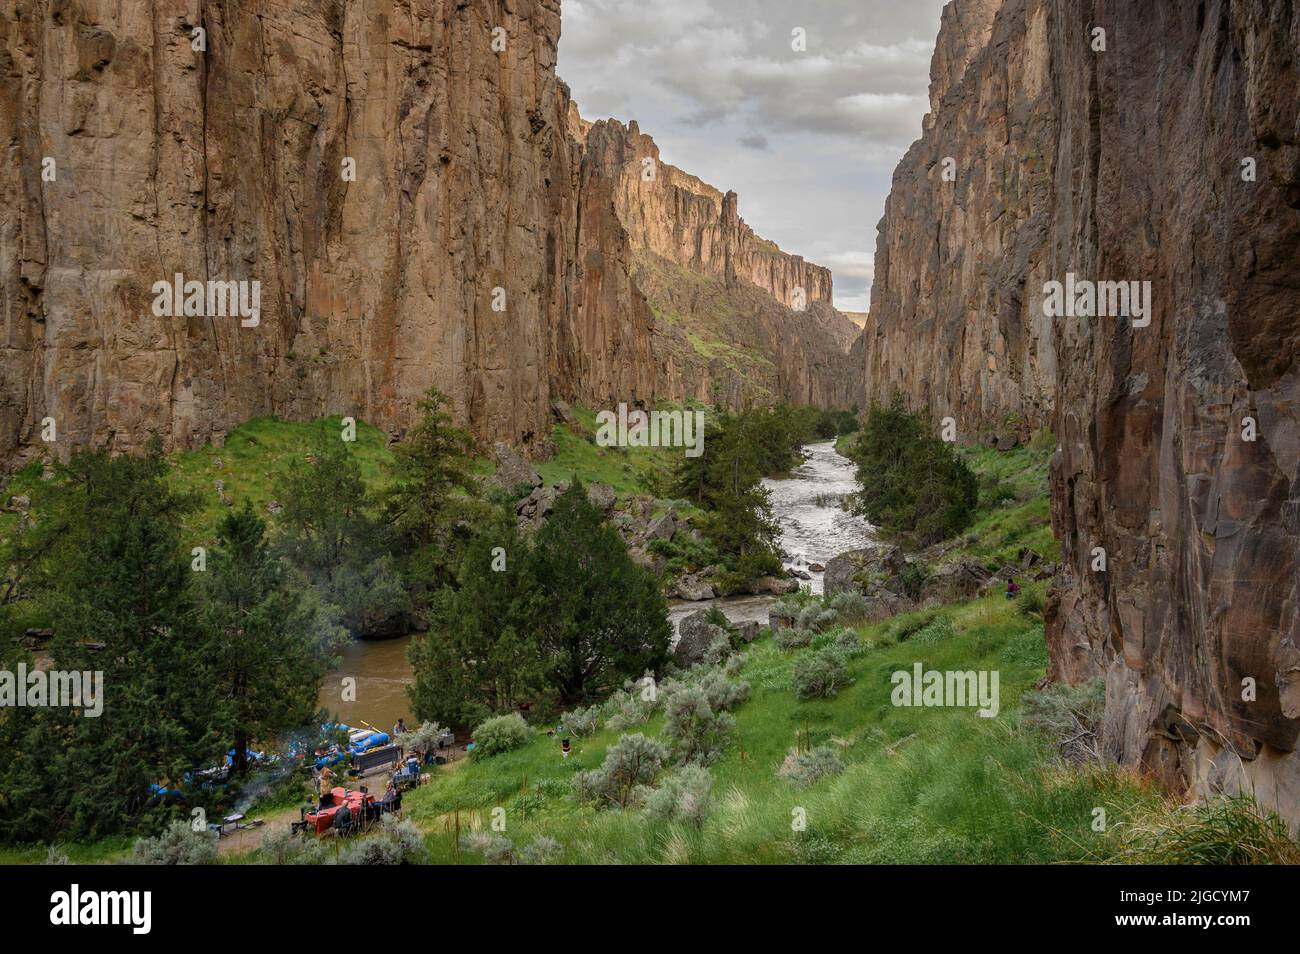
[557,0,949,312]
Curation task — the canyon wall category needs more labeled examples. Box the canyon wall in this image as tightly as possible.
[1045,0,1300,817]
[578,117,859,408]
[0,0,853,470]
[857,0,1055,442]
[865,0,1300,819]
[2,0,650,462]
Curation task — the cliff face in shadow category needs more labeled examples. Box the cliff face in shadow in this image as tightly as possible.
[856,0,1055,445]
[860,0,1300,819]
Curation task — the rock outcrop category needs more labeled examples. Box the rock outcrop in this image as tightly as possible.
[863,0,1300,822]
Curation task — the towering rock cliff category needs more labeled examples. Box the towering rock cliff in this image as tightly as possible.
[1046,0,1300,817]
[576,117,859,408]
[857,0,1055,442]
[0,0,852,470]
[2,0,658,461]
[863,0,1300,820]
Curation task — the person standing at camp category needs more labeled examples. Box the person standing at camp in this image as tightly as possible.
[317,764,334,800]
[392,718,406,748]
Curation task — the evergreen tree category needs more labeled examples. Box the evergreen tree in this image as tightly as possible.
[0,445,209,839]
[197,501,345,777]
[274,425,374,587]
[381,388,483,593]
[273,425,408,636]
[408,520,547,726]
[846,395,978,544]
[529,481,671,702]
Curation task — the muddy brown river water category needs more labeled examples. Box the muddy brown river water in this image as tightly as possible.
[317,440,876,730]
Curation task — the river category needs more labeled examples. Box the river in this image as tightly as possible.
[318,439,875,730]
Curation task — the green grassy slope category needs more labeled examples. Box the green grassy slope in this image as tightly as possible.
[401,590,1157,864]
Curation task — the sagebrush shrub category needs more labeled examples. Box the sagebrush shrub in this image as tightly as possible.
[573,733,668,809]
[695,669,751,711]
[340,817,427,865]
[768,601,800,630]
[460,831,517,864]
[662,685,735,765]
[603,687,654,732]
[518,835,563,865]
[131,820,219,865]
[774,626,813,649]
[778,745,845,786]
[829,589,868,623]
[796,604,826,632]
[259,827,329,865]
[471,712,531,758]
[792,647,850,700]
[561,704,601,737]
[637,765,714,827]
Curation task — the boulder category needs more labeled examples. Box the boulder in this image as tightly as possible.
[550,400,577,426]
[674,611,729,668]
[674,573,716,601]
[644,510,677,542]
[861,584,914,622]
[629,547,665,575]
[6,494,30,513]
[920,560,991,603]
[823,546,894,597]
[586,482,617,514]
[1033,563,1059,581]
[735,620,760,644]
[515,484,560,531]
[491,441,542,491]
[753,575,799,595]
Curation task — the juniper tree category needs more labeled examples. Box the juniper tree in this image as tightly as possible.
[407,520,547,726]
[197,501,344,777]
[529,481,671,703]
[0,445,209,839]
[381,388,484,593]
